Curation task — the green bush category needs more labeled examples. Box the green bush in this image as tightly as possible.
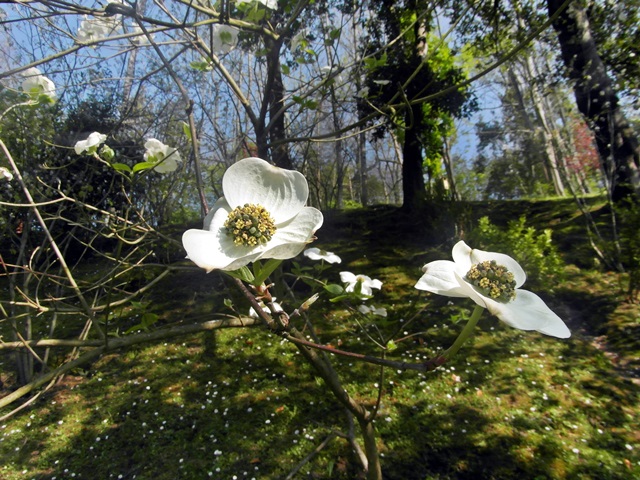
[469,216,565,291]
[616,200,640,300]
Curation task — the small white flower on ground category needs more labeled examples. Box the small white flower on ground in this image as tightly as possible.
[414,240,570,338]
[249,298,284,318]
[211,24,239,54]
[0,167,13,181]
[340,272,383,296]
[21,67,56,102]
[182,157,323,272]
[74,132,107,155]
[303,247,341,264]
[357,304,387,317]
[143,138,181,173]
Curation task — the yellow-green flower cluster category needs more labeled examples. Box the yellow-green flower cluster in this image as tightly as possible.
[466,260,516,302]
[224,203,276,246]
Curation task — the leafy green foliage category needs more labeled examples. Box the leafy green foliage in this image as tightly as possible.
[616,200,640,299]
[469,216,565,290]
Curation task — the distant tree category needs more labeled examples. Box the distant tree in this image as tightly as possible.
[548,0,640,201]
[360,0,475,210]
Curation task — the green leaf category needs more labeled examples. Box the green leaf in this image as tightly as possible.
[323,284,344,296]
[132,161,157,173]
[182,121,192,141]
[252,259,282,286]
[281,64,290,75]
[189,60,212,71]
[364,52,387,71]
[223,298,234,309]
[386,339,398,352]
[225,266,255,283]
[304,100,318,110]
[141,312,159,328]
[110,163,132,173]
[219,31,233,44]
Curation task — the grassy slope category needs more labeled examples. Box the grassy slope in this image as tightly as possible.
[1,199,639,480]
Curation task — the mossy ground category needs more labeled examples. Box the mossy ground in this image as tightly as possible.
[1,199,639,479]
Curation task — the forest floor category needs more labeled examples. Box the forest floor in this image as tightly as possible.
[0,198,639,479]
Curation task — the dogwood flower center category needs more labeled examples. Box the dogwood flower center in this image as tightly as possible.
[465,260,516,303]
[224,203,276,246]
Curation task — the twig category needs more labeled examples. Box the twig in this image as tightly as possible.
[1,141,105,340]
[284,432,337,480]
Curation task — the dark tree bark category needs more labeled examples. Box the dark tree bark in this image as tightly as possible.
[402,104,427,210]
[548,0,640,201]
[265,43,293,170]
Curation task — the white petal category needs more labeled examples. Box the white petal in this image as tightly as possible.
[74,140,88,155]
[303,247,341,263]
[415,260,469,298]
[340,271,356,284]
[357,304,371,314]
[203,198,229,230]
[303,248,323,260]
[181,229,261,272]
[325,253,342,264]
[153,155,179,173]
[483,289,570,338]
[222,158,309,224]
[144,138,165,154]
[257,207,323,260]
[451,241,474,272]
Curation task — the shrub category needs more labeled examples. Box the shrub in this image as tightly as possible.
[469,216,565,291]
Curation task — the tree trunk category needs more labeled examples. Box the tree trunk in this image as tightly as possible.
[402,104,427,210]
[548,0,640,201]
[265,45,293,169]
[521,55,567,196]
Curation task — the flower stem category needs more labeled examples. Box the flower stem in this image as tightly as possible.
[442,305,484,360]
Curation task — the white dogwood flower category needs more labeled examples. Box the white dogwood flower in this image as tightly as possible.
[143,139,181,173]
[303,247,341,264]
[415,241,570,338]
[340,272,383,297]
[76,16,120,44]
[21,68,56,102]
[182,157,323,272]
[74,132,107,155]
[211,24,239,54]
